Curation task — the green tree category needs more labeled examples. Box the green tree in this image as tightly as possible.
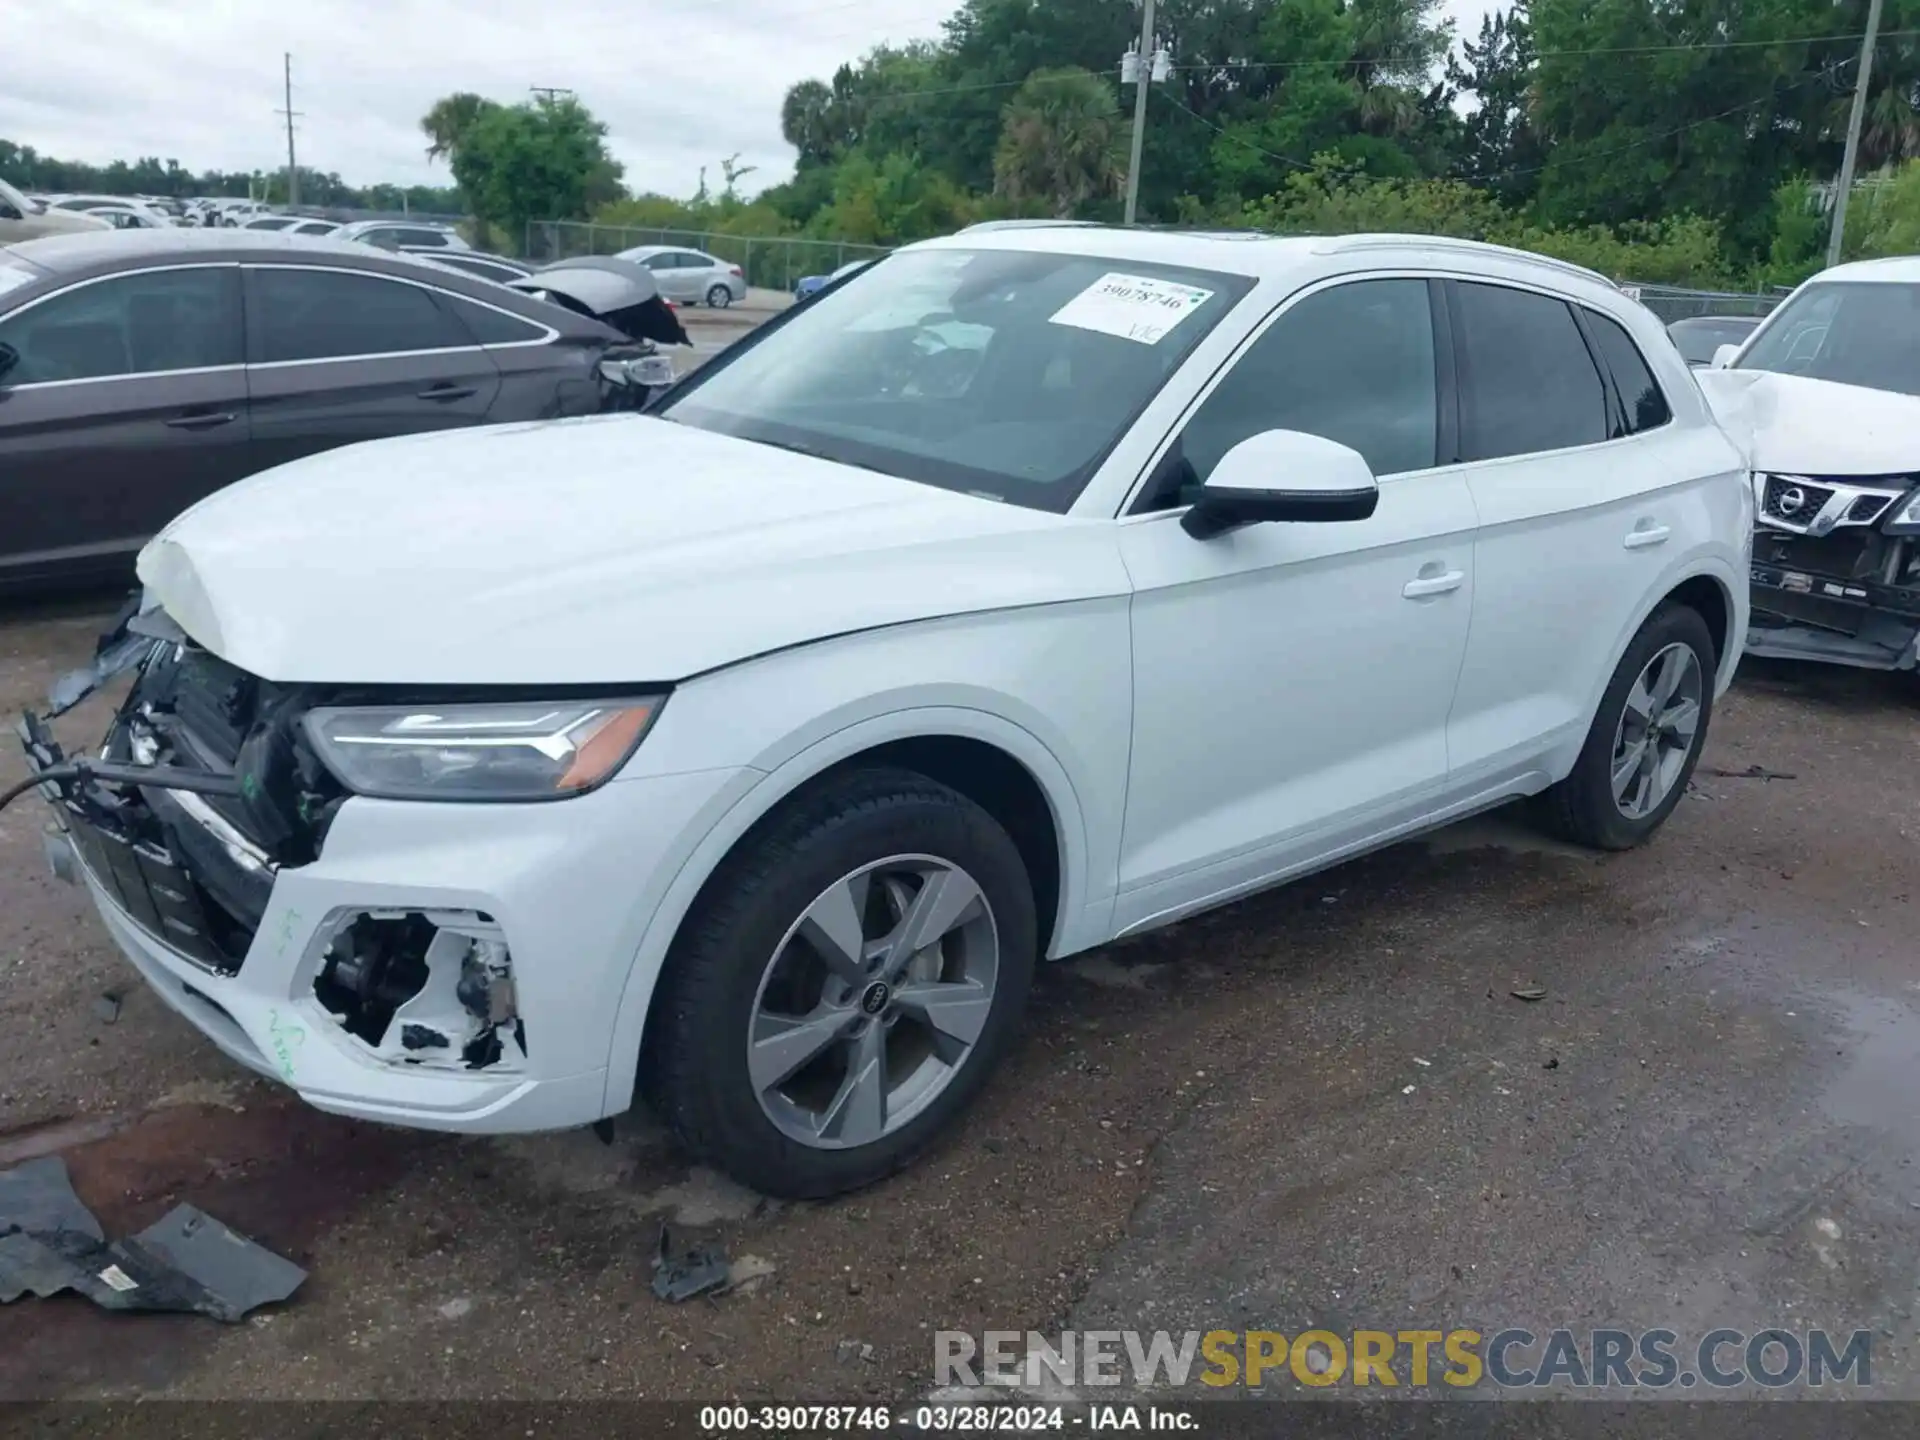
[992,68,1127,216]
[1447,3,1542,205]
[450,95,624,248]
[421,92,499,164]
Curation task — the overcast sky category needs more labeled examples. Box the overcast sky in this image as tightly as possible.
[11,0,1500,199]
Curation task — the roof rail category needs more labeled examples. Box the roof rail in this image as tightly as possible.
[958,218,1106,233]
[1311,233,1614,287]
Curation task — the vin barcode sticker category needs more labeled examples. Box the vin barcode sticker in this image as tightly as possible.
[1048,272,1214,345]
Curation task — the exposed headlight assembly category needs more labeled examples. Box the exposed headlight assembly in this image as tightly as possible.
[304,697,664,802]
[1884,486,1920,534]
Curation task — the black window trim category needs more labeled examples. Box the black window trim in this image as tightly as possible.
[0,261,246,391]
[1123,270,1457,517]
[1572,303,1675,441]
[1442,275,1622,464]
[239,262,558,368]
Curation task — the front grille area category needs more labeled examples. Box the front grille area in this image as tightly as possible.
[1847,494,1894,524]
[1761,475,1835,525]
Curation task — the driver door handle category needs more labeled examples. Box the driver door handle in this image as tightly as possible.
[1402,569,1464,599]
[1624,521,1671,550]
[164,411,236,431]
[417,383,478,402]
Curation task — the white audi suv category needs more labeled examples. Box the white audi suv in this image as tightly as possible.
[18,226,1751,1197]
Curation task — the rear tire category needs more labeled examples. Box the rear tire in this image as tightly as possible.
[706,284,733,309]
[1545,603,1716,851]
[640,766,1037,1199]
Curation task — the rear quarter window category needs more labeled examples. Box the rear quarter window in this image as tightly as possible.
[1584,311,1672,435]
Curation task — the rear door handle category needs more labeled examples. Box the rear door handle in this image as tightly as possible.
[164,411,236,431]
[417,383,478,402]
[1624,522,1671,550]
[1402,569,1465,599]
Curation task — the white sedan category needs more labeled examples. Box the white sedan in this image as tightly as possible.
[30,226,1751,1197]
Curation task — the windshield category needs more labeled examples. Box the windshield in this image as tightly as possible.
[0,177,38,216]
[659,247,1253,511]
[1737,281,1920,395]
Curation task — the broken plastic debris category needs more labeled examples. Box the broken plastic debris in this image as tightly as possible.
[652,1225,731,1303]
[0,1155,305,1321]
[1700,764,1797,782]
[1510,986,1547,1002]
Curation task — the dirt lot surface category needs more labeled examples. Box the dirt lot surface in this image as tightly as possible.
[1,592,1916,1407]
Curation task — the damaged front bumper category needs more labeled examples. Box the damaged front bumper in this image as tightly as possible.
[1745,472,1920,671]
[22,621,748,1134]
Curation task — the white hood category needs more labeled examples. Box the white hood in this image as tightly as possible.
[1694,368,1920,476]
[139,416,1130,685]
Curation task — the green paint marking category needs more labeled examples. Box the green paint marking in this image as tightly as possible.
[265,1006,306,1084]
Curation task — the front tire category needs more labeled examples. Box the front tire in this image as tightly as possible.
[706,284,733,309]
[1545,603,1716,850]
[641,767,1037,1198]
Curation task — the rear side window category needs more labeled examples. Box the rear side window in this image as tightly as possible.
[442,295,549,344]
[1584,311,1671,436]
[250,267,471,362]
[0,267,241,384]
[1454,282,1608,460]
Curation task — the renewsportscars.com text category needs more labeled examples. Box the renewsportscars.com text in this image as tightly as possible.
[935,1327,1873,1390]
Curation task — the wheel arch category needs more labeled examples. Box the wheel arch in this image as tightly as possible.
[1566,557,1742,778]
[597,707,1094,1118]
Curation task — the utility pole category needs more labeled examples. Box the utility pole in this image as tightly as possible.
[1828,0,1885,268]
[1122,0,1157,226]
[276,52,303,208]
[530,86,575,104]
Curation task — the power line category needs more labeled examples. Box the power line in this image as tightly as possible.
[1459,61,1852,183]
[830,25,1919,113]
[1167,27,1920,76]
[1157,60,1852,184]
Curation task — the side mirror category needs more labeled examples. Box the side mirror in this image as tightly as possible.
[1181,429,1379,540]
[0,342,18,386]
[1711,344,1740,370]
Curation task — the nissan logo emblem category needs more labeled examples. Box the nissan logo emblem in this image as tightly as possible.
[1776,485,1808,516]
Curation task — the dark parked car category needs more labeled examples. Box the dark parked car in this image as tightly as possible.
[0,229,635,591]
[1667,314,1762,368]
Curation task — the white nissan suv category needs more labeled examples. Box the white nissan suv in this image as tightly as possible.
[19,227,1751,1197]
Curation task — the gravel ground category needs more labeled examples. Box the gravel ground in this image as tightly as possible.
[0,590,1916,1407]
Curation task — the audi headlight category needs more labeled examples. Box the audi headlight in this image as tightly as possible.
[304,697,665,802]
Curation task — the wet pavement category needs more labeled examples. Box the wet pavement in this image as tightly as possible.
[0,593,1915,1402]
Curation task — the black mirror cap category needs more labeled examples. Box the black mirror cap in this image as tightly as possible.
[1180,484,1379,539]
[0,341,18,385]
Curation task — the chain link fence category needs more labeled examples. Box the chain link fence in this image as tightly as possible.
[525,221,890,293]
[1618,283,1788,325]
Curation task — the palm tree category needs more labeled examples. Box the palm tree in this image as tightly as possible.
[992,68,1127,217]
[421,92,496,165]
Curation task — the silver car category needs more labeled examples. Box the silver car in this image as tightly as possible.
[611,245,746,307]
[334,220,469,252]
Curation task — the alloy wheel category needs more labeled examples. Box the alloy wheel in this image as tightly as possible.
[747,854,1000,1150]
[1610,641,1704,820]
